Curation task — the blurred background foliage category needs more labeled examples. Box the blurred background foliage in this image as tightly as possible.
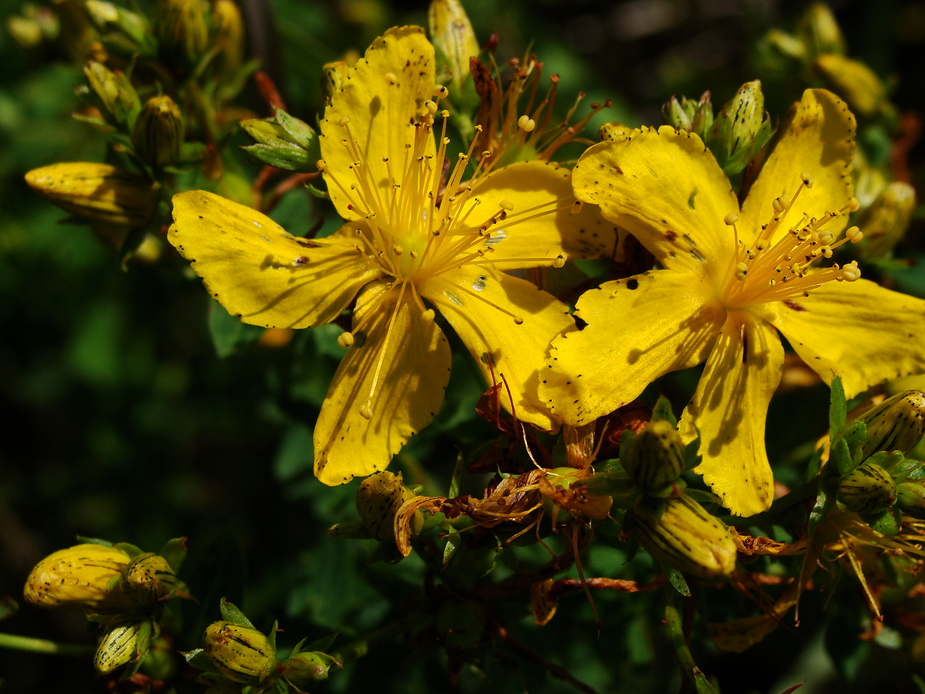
[2,0,925,692]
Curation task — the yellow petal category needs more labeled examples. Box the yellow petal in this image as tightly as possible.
[319,26,437,221]
[542,269,724,426]
[169,191,380,328]
[682,311,783,517]
[470,160,623,266]
[571,125,738,276]
[765,278,925,398]
[314,281,452,485]
[739,89,855,246]
[421,267,572,430]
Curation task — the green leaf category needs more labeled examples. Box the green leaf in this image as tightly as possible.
[208,300,264,358]
[219,597,255,628]
[808,483,835,534]
[664,565,691,597]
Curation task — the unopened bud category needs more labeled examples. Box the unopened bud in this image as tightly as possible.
[94,618,152,674]
[662,96,692,131]
[280,651,340,685]
[241,109,318,172]
[203,621,277,684]
[630,495,737,579]
[428,0,480,99]
[632,494,736,578]
[713,80,772,175]
[814,53,889,119]
[896,481,925,520]
[622,420,686,493]
[857,390,925,460]
[83,61,142,130]
[212,0,245,83]
[155,0,209,68]
[856,181,916,260]
[120,552,177,605]
[24,544,135,613]
[798,3,846,56]
[25,163,157,227]
[132,95,184,168]
[85,2,157,57]
[838,462,897,515]
[356,471,421,545]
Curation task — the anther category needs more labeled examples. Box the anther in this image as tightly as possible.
[425,100,438,114]
[846,226,863,243]
[513,316,524,325]
[517,115,536,132]
[294,256,308,265]
[393,245,404,255]
[338,116,350,126]
[338,332,355,348]
[384,72,398,85]
[434,85,449,98]
[734,262,748,280]
[724,213,739,226]
[800,172,814,188]
[316,160,327,171]
[848,197,860,212]
[840,261,861,282]
[553,254,566,269]
[359,405,373,420]
[499,200,514,211]
[571,201,584,214]
[772,197,787,213]
[421,309,435,323]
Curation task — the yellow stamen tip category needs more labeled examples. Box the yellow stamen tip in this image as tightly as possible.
[316,160,327,171]
[425,100,438,114]
[848,197,860,212]
[434,85,449,98]
[517,115,536,132]
[724,213,739,226]
[513,317,524,325]
[338,332,355,349]
[393,245,404,255]
[499,200,514,211]
[846,226,863,243]
[840,261,861,282]
[553,254,566,269]
[800,172,814,188]
[571,201,584,215]
[359,405,373,420]
[384,72,398,85]
[338,116,350,126]
[772,197,787,213]
[421,309,435,323]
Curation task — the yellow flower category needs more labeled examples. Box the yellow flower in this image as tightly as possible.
[543,89,925,516]
[169,26,606,485]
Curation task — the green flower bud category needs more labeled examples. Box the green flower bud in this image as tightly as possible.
[428,0,480,98]
[203,621,277,684]
[132,95,185,168]
[857,390,925,460]
[797,2,846,57]
[25,163,157,227]
[240,110,319,172]
[662,92,713,138]
[630,495,737,579]
[838,462,897,515]
[896,481,925,519]
[155,0,209,68]
[211,0,245,83]
[94,618,152,674]
[356,471,421,545]
[662,96,692,131]
[85,1,157,57]
[712,80,772,175]
[622,420,686,493]
[120,552,177,605]
[856,181,916,260]
[83,61,141,131]
[280,651,339,685]
[24,544,136,613]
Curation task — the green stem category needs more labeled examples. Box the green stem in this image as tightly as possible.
[0,632,94,657]
[664,592,719,694]
[329,614,430,665]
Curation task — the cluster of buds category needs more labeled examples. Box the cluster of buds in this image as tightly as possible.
[186,599,339,692]
[240,110,318,173]
[663,80,773,176]
[23,538,187,676]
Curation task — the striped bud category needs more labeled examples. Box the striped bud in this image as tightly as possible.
[24,544,136,612]
[661,92,713,138]
[631,495,737,579]
[713,80,772,175]
[83,61,141,130]
[212,0,245,83]
[155,0,209,67]
[857,390,925,460]
[280,651,339,685]
[203,621,277,684]
[120,552,177,605]
[356,471,422,545]
[622,420,686,493]
[838,463,897,515]
[428,0,480,98]
[857,182,916,260]
[25,163,157,227]
[896,481,925,519]
[132,95,184,168]
[94,618,151,674]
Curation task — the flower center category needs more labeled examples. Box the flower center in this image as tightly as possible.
[720,173,864,309]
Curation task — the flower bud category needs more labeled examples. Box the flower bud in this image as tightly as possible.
[85,1,157,57]
[896,481,925,520]
[428,0,480,98]
[25,163,157,227]
[814,53,889,119]
[838,462,897,515]
[797,3,846,56]
[856,390,925,460]
[279,651,339,685]
[712,80,772,175]
[240,110,318,172]
[212,0,245,83]
[630,495,737,579]
[356,471,422,545]
[155,0,209,68]
[662,92,713,138]
[622,420,686,493]
[132,95,185,168]
[24,544,136,612]
[120,552,177,605]
[94,618,151,674]
[856,181,916,260]
[662,96,692,131]
[83,61,142,130]
[203,621,277,684]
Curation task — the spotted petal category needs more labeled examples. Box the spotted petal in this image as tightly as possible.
[319,26,437,222]
[421,267,572,430]
[314,281,452,485]
[572,125,739,278]
[169,191,379,328]
[542,269,724,426]
[739,89,856,246]
[681,311,783,517]
[765,278,925,398]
